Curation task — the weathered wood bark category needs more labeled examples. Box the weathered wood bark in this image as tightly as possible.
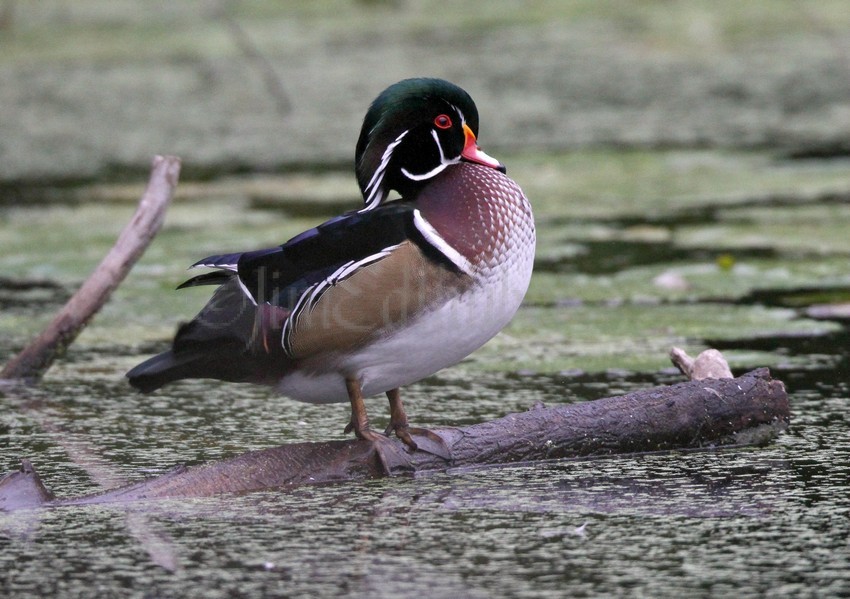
[0,155,181,382]
[0,368,788,510]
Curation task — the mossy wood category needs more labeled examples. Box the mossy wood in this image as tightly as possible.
[1,368,788,510]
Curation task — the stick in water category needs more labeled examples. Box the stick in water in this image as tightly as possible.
[1,155,181,382]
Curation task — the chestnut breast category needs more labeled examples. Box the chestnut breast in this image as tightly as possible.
[414,163,535,275]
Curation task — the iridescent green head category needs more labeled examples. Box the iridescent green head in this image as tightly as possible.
[355,78,504,209]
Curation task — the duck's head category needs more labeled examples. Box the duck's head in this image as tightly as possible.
[355,78,505,210]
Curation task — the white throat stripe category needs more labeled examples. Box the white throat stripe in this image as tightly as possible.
[401,128,460,182]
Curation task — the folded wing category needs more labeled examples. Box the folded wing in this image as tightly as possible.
[127,202,472,392]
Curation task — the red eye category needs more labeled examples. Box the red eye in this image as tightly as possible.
[434,114,452,129]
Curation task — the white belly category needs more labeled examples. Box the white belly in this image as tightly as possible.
[276,238,535,404]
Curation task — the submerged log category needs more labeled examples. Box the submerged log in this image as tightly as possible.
[1,367,788,510]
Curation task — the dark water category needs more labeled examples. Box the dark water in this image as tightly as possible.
[1,320,849,598]
[2,198,849,596]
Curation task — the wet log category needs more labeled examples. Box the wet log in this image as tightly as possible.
[0,155,181,383]
[1,367,788,510]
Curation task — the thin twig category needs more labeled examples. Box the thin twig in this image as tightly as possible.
[1,156,183,569]
[212,0,292,117]
[0,0,14,32]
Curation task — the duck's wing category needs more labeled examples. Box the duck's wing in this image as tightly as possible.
[127,203,472,392]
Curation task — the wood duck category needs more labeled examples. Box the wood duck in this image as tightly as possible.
[127,78,536,454]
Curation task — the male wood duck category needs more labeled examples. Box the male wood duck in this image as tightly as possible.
[127,78,536,454]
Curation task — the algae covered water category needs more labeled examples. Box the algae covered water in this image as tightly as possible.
[2,145,850,596]
[4,2,850,594]
[1,345,849,597]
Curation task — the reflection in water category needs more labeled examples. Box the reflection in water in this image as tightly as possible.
[2,310,850,596]
[2,437,844,597]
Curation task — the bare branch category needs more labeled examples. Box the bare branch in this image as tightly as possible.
[1,155,182,382]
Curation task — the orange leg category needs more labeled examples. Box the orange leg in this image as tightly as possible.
[344,382,451,459]
[385,388,452,460]
[344,378,384,443]
[384,388,418,450]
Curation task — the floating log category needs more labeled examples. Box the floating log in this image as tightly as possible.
[1,366,788,510]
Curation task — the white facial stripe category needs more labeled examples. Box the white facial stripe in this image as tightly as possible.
[432,128,448,163]
[412,209,474,276]
[362,106,468,207]
[450,104,467,129]
[401,162,449,181]
[362,130,408,212]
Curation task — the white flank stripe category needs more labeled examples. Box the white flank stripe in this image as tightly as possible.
[412,210,474,276]
[280,243,404,354]
[333,259,368,282]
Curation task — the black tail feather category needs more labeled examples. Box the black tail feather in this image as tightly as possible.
[126,350,196,393]
[175,270,234,290]
[126,277,289,392]
[126,344,277,392]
